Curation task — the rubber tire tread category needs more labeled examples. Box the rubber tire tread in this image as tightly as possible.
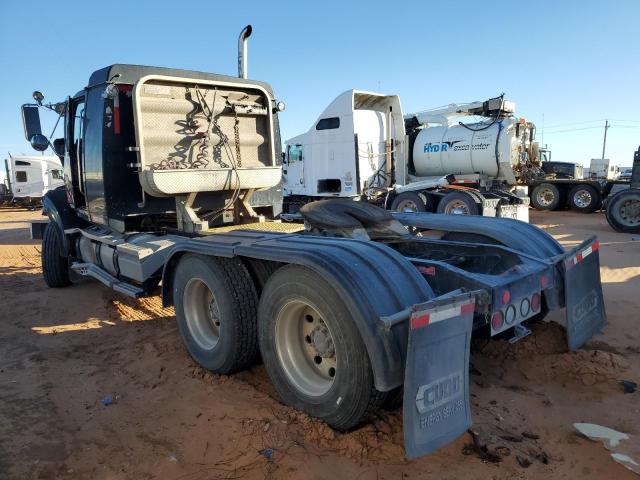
[605,189,640,233]
[41,222,71,288]
[436,191,480,215]
[174,254,258,374]
[390,192,427,212]
[258,264,387,431]
[531,183,562,211]
[243,258,282,294]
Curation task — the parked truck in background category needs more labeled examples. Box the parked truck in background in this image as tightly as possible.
[530,154,628,213]
[21,26,606,459]
[283,93,535,221]
[1,155,64,206]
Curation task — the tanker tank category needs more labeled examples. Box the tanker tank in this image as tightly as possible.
[411,117,529,185]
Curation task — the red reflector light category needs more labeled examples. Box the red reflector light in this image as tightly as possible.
[531,293,541,312]
[491,311,504,330]
[501,290,510,305]
[540,275,549,289]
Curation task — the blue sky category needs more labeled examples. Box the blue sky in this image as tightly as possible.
[1,0,639,166]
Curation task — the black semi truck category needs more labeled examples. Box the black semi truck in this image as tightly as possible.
[21,26,606,459]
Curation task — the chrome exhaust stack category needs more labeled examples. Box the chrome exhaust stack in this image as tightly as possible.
[238,25,252,79]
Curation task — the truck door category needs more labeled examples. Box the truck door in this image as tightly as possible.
[284,144,304,193]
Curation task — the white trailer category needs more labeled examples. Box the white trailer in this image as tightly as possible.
[283,92,535,221]
[4,155,64,205]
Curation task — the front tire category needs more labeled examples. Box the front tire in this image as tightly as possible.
[258,264,385,430]
[41,222,71,288]
[173,254,258,374]
[568,184,601,213]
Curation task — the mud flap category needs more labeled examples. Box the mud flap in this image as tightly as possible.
[402,292,476,459]
[563,237,606,350]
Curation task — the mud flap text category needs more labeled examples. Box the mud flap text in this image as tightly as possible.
[403,293,475,459]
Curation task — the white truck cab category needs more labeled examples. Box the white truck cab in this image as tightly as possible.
[6,155,64,203]
[283,90,404,199]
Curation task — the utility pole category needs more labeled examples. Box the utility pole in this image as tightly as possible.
[601,119,609,160]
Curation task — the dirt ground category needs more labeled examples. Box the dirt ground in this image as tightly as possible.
[0,206,638,480]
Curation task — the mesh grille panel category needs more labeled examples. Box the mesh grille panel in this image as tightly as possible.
[135,78,276,196]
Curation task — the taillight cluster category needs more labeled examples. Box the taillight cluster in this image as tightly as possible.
[491,292,542,332]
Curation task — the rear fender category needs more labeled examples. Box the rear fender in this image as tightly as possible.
[392,211,564,259]
[160,231,435,391]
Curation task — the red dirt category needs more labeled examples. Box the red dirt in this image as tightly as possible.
[1,207,638,479]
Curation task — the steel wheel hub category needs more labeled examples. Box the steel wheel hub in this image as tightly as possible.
[183,278,221,350]
[620,198,640,225]
[574,190,592,208]
[397,199,419,212]
[445,200,470,215]
[537,188,554,207]
[275,301,337,397]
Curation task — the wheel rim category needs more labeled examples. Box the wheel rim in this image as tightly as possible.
[444,200,471,215]
[183,278,221,350]
[396,199,419,212]
[574,189,592,208]
[618,198,640,226]
[275,300,337,397]
[536,188,555,207]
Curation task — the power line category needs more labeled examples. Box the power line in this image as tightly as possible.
[541,119,607,129]
[542,126,603,135]
[608,119,640,123]
[542,123,640,135]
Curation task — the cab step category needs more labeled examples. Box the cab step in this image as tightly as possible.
[70,263,144,298]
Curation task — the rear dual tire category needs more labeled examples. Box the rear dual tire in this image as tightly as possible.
[436,191,480,215]
[258,264,386,430]
[568,185,601,213]
[390,192,430,212]
[174,254,259,374]
[531,183,562,211]
[174,258,385,429]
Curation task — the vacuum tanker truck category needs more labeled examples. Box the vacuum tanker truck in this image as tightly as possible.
[283,92,540,221]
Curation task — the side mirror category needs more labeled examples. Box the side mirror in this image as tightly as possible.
[30,134,49,152]
[22,104,43,140]
[21,104,49,152]
[281,151,286,164]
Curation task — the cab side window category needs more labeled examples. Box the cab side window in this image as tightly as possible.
[287,145,303,163]
[72,100,85,160]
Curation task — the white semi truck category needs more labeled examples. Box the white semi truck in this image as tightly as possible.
[2,155,64,206]
[283,92,538,221]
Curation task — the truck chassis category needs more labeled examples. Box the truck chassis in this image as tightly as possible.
[42,192,605,458]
